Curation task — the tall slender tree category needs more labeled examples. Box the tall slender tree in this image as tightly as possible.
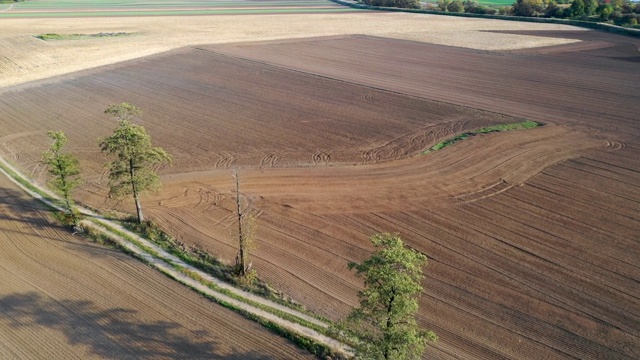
[42,130,82,222]
[99,103,171,224]
[339,233,437,360]
[232,169,257,279]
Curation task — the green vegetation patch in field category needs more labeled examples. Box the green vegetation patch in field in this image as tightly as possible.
[423,120,541,154]
[34,32,132,40]
[474,0,513,6]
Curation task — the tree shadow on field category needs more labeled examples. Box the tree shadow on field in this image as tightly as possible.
[0,184,64,234]
[0,184,122,258]
[0,292,278,359]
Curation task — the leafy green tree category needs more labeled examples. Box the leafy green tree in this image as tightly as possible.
[544,0,563,17]
[447,0,464,12]
[339,233,437,360]
[42,130,82,221]
[584,0,598,15]
[569,0,585,16]
[99,103,171,224]
[437,0,452,11]
[363,0,420,8]
[512,0,545,16]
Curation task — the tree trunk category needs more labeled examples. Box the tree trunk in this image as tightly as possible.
[383,288,397,360]
[235,171,245,276]
[130,158,144,224]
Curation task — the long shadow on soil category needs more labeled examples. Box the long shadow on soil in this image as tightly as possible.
[0,183,131,258]
[0,292,274,359]
[0,183,66,233]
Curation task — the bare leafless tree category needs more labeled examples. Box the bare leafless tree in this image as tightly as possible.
[232,170,257,278]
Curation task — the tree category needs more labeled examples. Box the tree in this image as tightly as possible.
[569,0,585,16]
[42,130,81,222]
[447,0,464,12]
[232,170,257,280]
[544,0,563,17]
[338,233,437,360]
[584,0,598,15]
[363,0,420,8]
[99,103,171,224]
[437,0,452,11]
[464,0,479,13]
[512,0,545,16]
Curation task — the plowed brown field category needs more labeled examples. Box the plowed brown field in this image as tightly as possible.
[0,28,638,360]
[0,176,313,359]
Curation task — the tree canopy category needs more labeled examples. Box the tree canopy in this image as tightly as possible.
[339,233,436,360]
[42,130,81,220]
[99,103,171,223]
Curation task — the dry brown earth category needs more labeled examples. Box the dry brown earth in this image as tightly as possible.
[0,175,313,359]
[0,17,638,360]
[0,13,584,87]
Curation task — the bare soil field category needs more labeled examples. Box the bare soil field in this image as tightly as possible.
[0,176,313,359]
[0,13,583,87]
[208,32,640,138]
[0,24,638,360]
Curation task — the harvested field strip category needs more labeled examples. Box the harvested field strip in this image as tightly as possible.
[1,0,355,17]
[0,8,360,18]
[11,0,340,9]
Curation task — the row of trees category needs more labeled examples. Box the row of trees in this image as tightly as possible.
[358,0,640,27]
[45,103,257,281]
[43,103,171,225]
[509,0,640,23]
[43,104,436,359]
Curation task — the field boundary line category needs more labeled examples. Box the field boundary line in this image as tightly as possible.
[0,155,352,358]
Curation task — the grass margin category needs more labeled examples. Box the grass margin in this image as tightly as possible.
[423,120,542,154]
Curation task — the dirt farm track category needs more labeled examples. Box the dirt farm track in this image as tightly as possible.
[0,10,639,360]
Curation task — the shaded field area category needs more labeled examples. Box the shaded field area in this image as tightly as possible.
[0,175,313,359]
[0,0,357,17]
[0,31,638,359]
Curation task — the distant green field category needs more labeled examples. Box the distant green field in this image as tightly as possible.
[0,0,360,17]
[476,0,514,6]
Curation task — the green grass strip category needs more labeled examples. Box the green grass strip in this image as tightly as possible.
[423,120,541,154]
[34,32,132,40]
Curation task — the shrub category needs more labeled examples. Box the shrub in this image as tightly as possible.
[363,0,420,8]
[437,0,452,11]
[463,0,479,12]
[448,0,464,12]
[512,0,545,16]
